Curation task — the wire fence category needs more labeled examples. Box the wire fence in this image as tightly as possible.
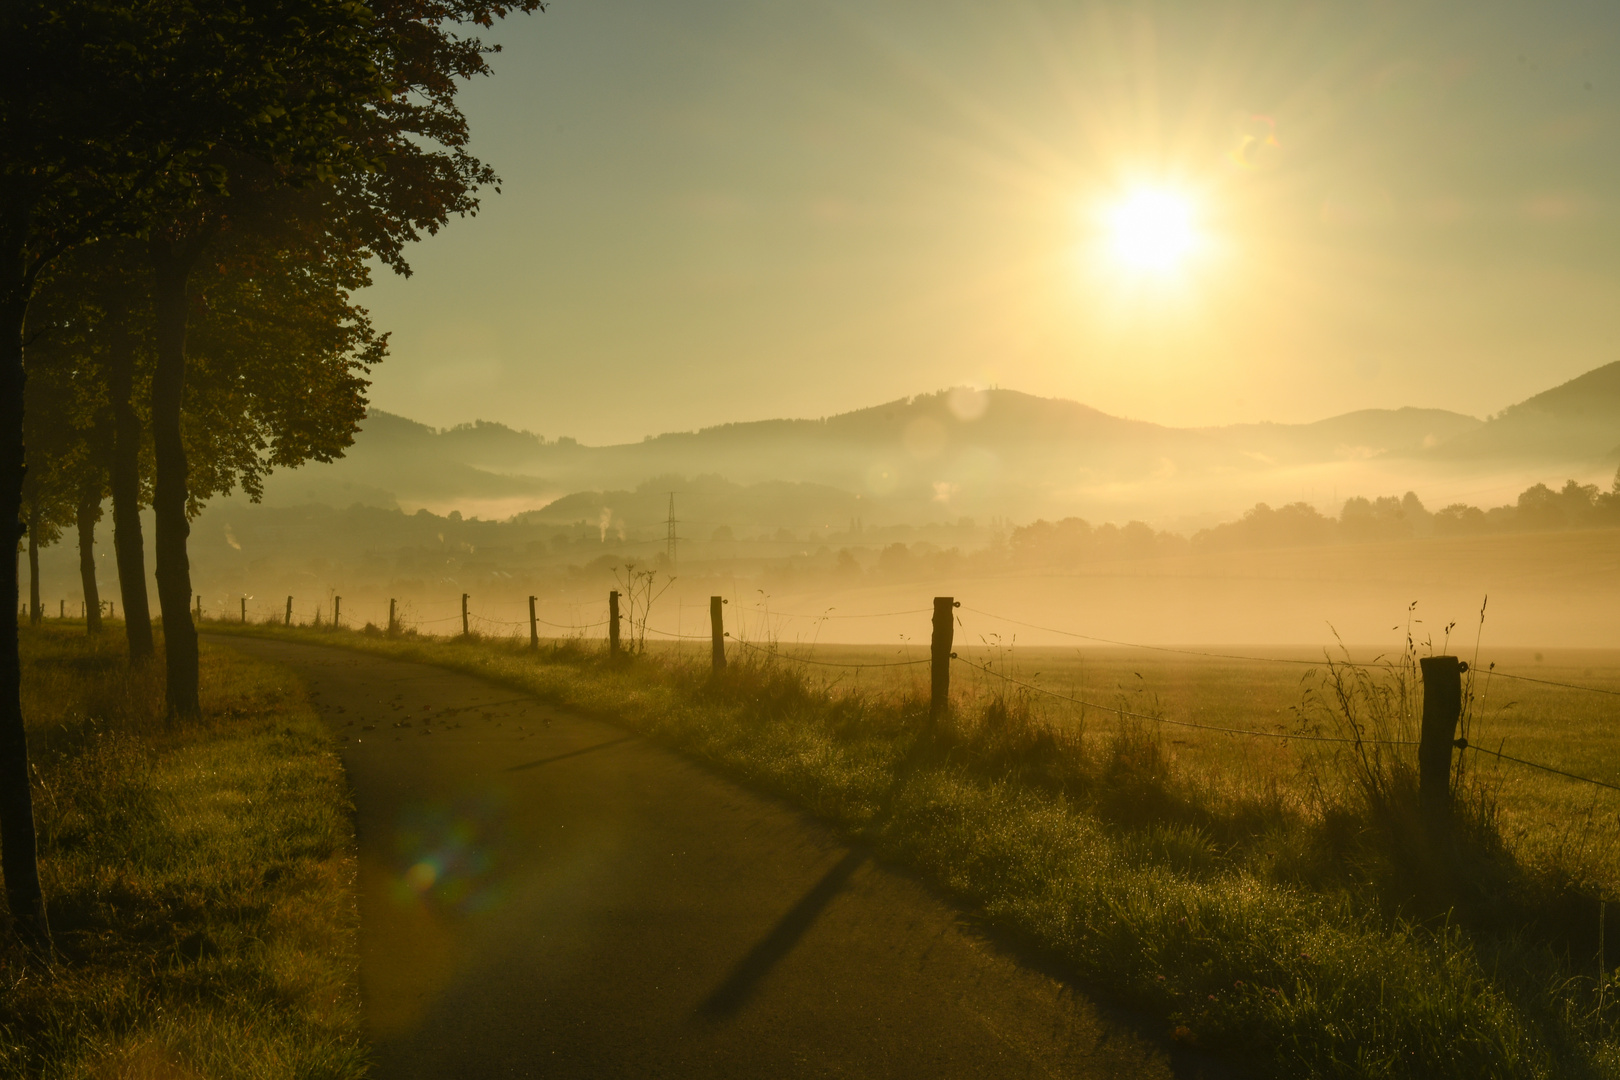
[196,587,1620,796]
[1458,742,1620,793]
[731,637,932,668]
[732,607,933,621]
[952,653,1420,747]
[960,607,1321,666]
[1476,667,1620,699]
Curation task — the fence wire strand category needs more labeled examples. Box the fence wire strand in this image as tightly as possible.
[960,607,1319,666]
[952,655,1416,746]
[1476,667,1620,699]
[224,589,1620,794]
[730,637,932,668]
[1461,743,1620,792]
[641,626,712,641]
[732,607,933,621]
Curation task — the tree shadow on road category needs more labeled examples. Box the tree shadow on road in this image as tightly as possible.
[693,730,934,1021]
[697,847,868,1018]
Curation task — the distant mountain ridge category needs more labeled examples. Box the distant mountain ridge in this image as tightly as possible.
[1424,361,1620,464]
[1203,408,1482,466]
[256,362,1620,523]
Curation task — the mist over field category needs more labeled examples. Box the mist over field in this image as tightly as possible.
[18,4,1620,1076]
[34,360,1620,649]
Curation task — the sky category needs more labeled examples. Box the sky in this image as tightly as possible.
[359,0,1620,446]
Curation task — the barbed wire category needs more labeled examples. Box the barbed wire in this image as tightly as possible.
[1476,667,1620,699]
[396,606,614,633]
[536,616,610,631]
[641,626,712,641]
[958,656,1619,788]
[960,607,1320,666]
[732,606,933,621]
[953,655,1416,746]
[1461,742,1620,793]
[730,637,932,668]
[210,589,1620,794]
[470,613,528,629]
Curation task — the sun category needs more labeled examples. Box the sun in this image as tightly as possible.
[1104,189,1197,273]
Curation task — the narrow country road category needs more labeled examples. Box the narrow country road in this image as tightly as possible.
[214,636,1195,1079]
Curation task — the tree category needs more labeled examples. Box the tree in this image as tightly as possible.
[3,0,541,959]
[181,209,385,512]
[75,474,107,635]
[18,485,67,628]
[3,0,382,956]
[22,404,108,637]
[138,0,543,716]
[34,213,383,664]
[17,352,90,630]
[27,241,159,653]
[25,252,129,638]
[1,2,183,955]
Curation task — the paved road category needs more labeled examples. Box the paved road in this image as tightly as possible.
[215,636,1190,1079]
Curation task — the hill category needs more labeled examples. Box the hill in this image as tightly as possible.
[1203,407,1481,465]
[1424,360,1620,465]
[254,363,1620,524]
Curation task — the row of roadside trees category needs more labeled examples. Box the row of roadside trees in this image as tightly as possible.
[3,0,542,962]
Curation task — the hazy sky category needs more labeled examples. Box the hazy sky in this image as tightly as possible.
[361,0,1620,445]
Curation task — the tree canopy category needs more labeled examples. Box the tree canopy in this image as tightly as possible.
[3,0,544,960]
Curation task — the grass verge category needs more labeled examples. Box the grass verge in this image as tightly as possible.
[210,622,1619,1080]
[2,624,365,1080]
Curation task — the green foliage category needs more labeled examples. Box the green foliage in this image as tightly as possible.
[1,626,364,1079]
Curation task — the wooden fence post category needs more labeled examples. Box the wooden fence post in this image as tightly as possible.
[59,600,64,619]
[931,596,955,723]
[333,596,341,629]
[195,594,201,621]
[528,596,539,649]
[609,590,621,658]
[240,597,246,623]
[461,593,469,637]
[388,598,397,636]
[108,601,114,620]
[284,596,293,626]
[1418,655,1464,822]
[1601,896,1608,1019]
[710,596,726,675]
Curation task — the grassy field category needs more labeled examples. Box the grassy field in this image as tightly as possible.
[1,624,365,1080]
[698,635,1620,906]
[208,617,1620,1080]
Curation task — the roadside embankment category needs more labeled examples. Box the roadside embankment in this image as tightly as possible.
[2,624,365,1080]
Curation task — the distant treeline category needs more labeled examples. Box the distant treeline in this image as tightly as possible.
[1007,475,1620,565]
[123,474,1620,606]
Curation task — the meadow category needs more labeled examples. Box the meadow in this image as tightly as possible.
[209,614,1620,1079]
[1,625,365,1080]
[707,635,1620,908]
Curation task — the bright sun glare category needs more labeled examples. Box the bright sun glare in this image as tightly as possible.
[1105,189,1196,273]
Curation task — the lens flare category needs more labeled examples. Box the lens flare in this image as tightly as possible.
[392,793,509,913]
[406,859,439,891]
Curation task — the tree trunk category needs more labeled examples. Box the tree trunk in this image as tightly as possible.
[1,276,53,958]
[77,494,102,635]
[106,306,154,659]
[150,242,199,717]
[27,506,40,626]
